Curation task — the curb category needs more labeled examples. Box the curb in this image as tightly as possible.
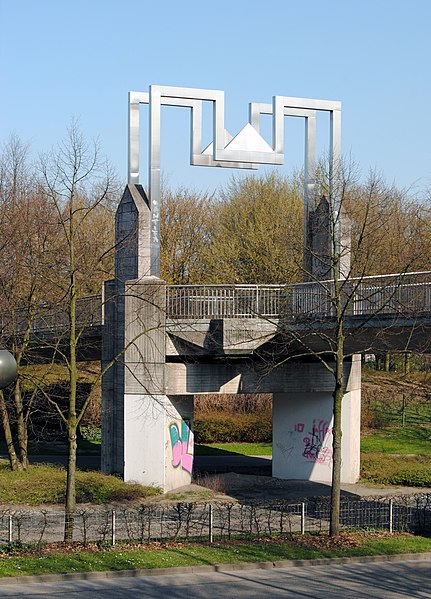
[0,552,431,586]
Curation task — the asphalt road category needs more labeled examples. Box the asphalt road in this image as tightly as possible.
[0,559,430,598]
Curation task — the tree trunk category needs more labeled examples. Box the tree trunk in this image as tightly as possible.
[330,378,343,536]
[384,353,390,372]
[330,348,344,537]
[14,380,28,469]
[0,390,21,471]
[64,196,78,542]
[64,296,78,541]
[64,423,77,541]
[404,353,411,375]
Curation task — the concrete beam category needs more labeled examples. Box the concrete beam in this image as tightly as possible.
[166,355,360,396]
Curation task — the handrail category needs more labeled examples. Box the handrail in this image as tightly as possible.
[3,271,431,333]
[167,271,431,319]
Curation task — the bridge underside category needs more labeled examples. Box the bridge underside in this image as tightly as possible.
[167,314,431,362]
[20,311,431,365]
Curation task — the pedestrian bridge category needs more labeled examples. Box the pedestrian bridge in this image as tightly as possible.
[15,270,431,360]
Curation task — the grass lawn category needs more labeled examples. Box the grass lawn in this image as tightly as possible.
[360,453,431,487]
[0,534,430,578]
[361,425,431,454]
[0,461,160,505]
[195,443,272,456]
[199,426,431,457]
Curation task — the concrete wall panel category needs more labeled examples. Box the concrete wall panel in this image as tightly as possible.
[272,380,361,484]
[123,394,194,492]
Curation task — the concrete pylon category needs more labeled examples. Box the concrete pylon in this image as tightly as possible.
[114,184,151,281]
[101,185,193,491]
[305,196,351,280]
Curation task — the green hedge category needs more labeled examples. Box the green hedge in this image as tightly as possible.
[194,413,272,444]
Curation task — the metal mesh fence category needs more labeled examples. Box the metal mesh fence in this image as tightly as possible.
[0,494,430,547]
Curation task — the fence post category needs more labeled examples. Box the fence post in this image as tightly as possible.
[208,504,213,544]
[301,503,305,535]
[389,499,393,534]
[111,510,116,546]
[8,515,12,543]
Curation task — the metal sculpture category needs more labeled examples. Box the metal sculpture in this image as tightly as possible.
[128,85,341,277]
[0,350,17,389]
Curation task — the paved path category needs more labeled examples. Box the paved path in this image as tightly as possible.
[0,558,430,598]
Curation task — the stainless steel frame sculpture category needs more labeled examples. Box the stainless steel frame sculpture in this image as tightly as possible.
[128,85,341,277]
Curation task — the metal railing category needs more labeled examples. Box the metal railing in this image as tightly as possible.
[167,284,286,319]
[0,295,103,336]
[3,271,431,336]
[167,271,431,320]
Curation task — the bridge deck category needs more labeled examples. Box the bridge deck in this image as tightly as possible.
[4,271,431,359]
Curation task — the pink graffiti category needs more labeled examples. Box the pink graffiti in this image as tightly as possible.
[316,446,333,465]
[169,419,194,474]
[171,434,182,468]
[294,423,304,432]
[302,419,333,465]
[181,436,193,474]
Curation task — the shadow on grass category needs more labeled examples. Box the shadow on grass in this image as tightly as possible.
[194,445,243,457]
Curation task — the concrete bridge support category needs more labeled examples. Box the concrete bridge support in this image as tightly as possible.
[272,356,361,483]
[122,393,194,490]
[102,274,195,490]
[101,185,195,491]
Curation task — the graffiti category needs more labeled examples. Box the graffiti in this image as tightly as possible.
[300,419,333,466]
[275,441,294,460]
[169,418,194,474]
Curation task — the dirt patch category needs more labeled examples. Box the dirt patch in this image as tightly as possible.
[293,531,362,549]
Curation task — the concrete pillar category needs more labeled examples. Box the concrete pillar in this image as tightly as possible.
[124,394,194,489]
[102,277,195,491]
[272,356,361,484]
[115,184,151,281]
[102,184,194,491]
[305,195,351,280]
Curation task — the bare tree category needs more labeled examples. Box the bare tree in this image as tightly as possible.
[39,121,118,540]
[281,161,424,536]
[0,136,61,471]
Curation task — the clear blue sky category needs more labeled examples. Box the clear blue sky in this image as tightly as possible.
[1,0,430,195]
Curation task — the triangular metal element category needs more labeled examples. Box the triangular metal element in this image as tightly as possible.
[201,130,233,155]
[224,123,273,154]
